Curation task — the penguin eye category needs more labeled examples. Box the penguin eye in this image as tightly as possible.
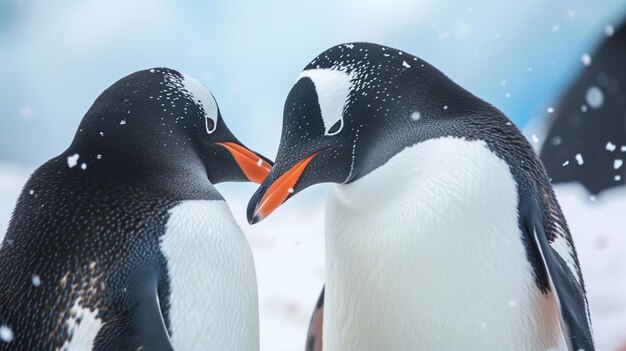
[327,119,343,135]
[205,117,216,134]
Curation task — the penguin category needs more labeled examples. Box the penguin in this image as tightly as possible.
[247,43,595,350]
[0,68,272,350]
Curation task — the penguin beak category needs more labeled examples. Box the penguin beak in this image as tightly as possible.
[215,142,273,184]
[247,152,318,224]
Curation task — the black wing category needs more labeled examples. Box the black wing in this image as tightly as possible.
[525,197,594,351]
[93,283,174,351]
[305,287,324,351]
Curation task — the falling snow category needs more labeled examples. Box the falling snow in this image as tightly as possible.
[531,134,539,143]
[581,53,592,66]
[32,274,41,287]
[606,142,616,151]
[402,60,411,68]
[80,163,87,170]
[547,107,554,113]
[66,154,79,168]
[575,153,584,165]
[410,111,421,121]
[604,25,615,36]
[585,86,604,109]
[0,325,13,343]
[614,160,623,170]
[566,9,578,19]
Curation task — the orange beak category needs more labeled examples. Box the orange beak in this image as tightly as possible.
[215,142,273,184]
[249,152,318,223]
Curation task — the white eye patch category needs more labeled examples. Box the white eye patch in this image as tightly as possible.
[180,73,219,134]
[298,68,355,136]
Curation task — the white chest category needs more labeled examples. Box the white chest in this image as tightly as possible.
[160,200,259,351]
[324,137,566,351]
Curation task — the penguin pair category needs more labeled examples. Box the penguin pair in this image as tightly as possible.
[0,68,271,350]
[0,43,598,350]
[248,43,596,350]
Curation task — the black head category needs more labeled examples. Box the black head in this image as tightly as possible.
[67,68,272,188]
[247,42,500,223]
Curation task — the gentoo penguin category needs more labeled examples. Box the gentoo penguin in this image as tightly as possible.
[247,43,595,350]
[0,68,272,350]
[540,19,626,194]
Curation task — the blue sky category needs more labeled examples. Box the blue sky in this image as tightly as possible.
[1,0,625,166]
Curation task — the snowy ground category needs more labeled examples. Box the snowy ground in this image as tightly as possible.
[553,183,626,351]
[0,164,624,350]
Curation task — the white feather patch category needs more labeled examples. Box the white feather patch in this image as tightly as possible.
[549,229,581,285]
[59,299,102,351]
[160,200,259,350]
[298,68,355,136]
[325,137,567,350]
[180,73,219,133]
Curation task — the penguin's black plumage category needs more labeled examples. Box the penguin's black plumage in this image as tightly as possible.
[248,43,594,350]
[540,20,626,194]
[0,68,271,350]
[304,288,324,351]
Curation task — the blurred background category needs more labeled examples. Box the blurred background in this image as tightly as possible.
[1,1,625,350]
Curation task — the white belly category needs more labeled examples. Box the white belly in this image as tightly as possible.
[160,200,259,351]
[324,137,566,351]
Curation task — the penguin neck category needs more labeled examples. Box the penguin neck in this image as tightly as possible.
[323,136,565,349]
[60,138,214,199]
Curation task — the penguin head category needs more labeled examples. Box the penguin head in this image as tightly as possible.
[247,42,484,223]
[70,68,272,185]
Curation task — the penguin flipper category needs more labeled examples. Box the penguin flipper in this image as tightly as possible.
[305,287,324,351]
[527,206,594,351]
[94,288,174,351]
